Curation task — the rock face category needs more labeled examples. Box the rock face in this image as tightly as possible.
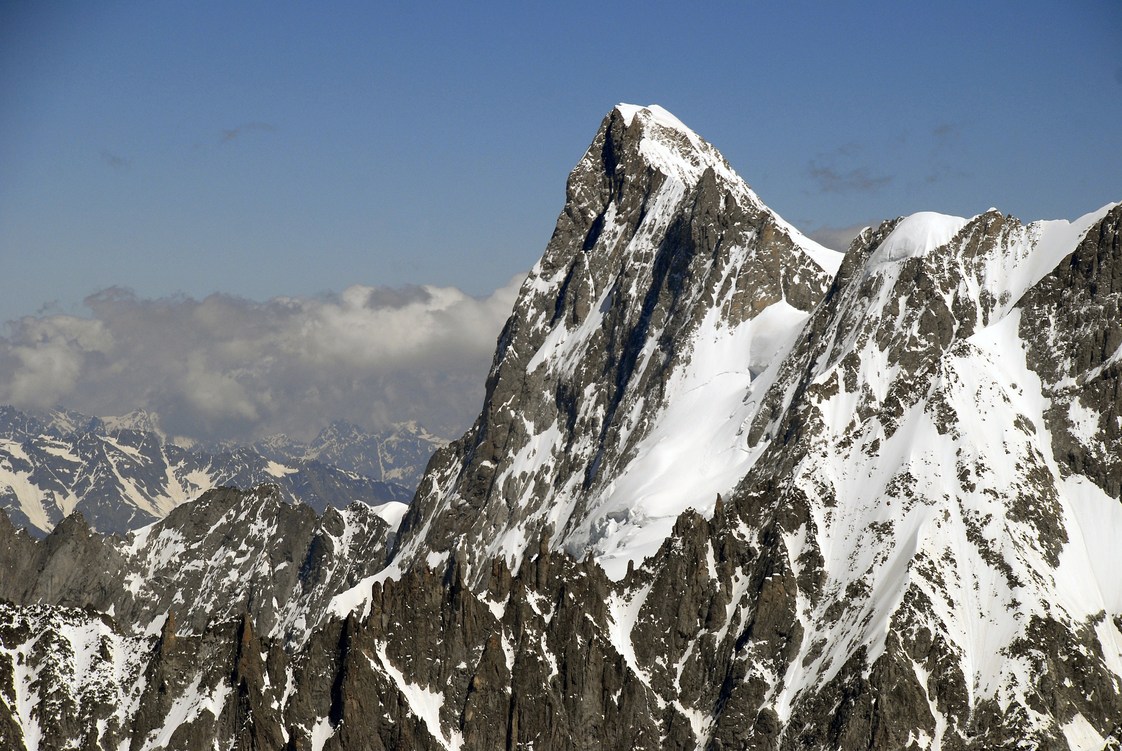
[395,104,841,580]
[0,407,412,536]
[0,486,399,645]
[1,105,1120,750]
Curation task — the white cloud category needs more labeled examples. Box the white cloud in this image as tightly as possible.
[3,316,113,408]
[0,276,525,442]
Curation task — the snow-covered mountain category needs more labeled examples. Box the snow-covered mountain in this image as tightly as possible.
[388,104,1122,746]
[0,485,404,645]
[0,407,412,535]
[0,485,405,749]
[394,102,842,579]
[251,419,446,492]
[1,104,1119,750]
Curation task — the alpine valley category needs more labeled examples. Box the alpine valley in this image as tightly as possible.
[2,105,1120,750]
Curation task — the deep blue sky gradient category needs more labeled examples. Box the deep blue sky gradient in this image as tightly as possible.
[2,0,1120,323]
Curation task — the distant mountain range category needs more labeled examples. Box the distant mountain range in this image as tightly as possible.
[0,406,443,536]
[247,418,445,492]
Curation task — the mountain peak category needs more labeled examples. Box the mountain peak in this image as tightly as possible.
[595,103,746,197]
[3,105,1122,751]
[869,211,969,264]
[394,102,843,580]
[102,409,165,438]
[613,103,698,138]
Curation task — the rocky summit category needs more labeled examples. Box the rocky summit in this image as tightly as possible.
[1,104,1120,750]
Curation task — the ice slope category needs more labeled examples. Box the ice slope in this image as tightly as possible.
[575,299,812,578]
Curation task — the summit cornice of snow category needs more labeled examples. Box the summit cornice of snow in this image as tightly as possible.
[867,211,969,264]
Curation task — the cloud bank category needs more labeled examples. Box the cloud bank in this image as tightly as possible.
[0,277,524,443]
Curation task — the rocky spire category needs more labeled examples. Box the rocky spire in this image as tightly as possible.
[393,105,840,582]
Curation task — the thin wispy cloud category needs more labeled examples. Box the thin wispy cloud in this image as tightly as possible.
[100,150,130,169]
[806,142,892,194]
[932,122,958,140]
[0,277,524,443]
[219,122,276,143]
[925,122,971,185]
[807,161,893,194]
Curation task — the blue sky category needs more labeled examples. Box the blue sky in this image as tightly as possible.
[0,1,1119,441]
[3,0,1120,325]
